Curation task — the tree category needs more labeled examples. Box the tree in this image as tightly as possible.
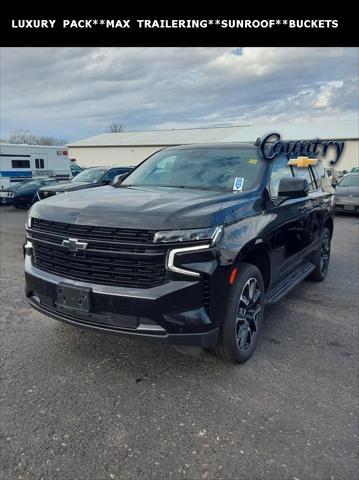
[6,129,33,144]
[4,129,67,145]
[109,123,123,133]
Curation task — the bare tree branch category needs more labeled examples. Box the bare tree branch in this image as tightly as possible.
[4,129,67,145]
[109,123,123,133]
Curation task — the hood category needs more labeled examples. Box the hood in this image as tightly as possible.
[335,186,359,197]
[4,185,19,193]
[30,185,259,230]
[14,186,37,195]
[40,181,96,193]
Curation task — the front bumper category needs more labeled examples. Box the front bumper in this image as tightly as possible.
[0,197,14,205]
[335,196,359,213]
[14,196,32,207]
[25,255,220,348]
[0,193,15,205]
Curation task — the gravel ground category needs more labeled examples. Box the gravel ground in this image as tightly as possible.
[0,206,358,480]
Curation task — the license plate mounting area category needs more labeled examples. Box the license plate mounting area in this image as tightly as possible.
[56,283,92,312]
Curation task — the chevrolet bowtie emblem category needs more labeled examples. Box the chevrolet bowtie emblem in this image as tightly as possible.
[62,238,88,252]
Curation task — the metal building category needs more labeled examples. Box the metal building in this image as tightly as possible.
[68,120,358,171]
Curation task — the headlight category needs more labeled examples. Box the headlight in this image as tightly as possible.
[153,226,223,244]
[26,215,32,228]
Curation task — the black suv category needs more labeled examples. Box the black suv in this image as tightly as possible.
[35,166,133,201]
[24,144,334,363]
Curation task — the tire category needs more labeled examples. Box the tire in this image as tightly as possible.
[308,227,331,282]
[212,262,265,364]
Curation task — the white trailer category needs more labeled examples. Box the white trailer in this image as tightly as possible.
[0,143,71,189]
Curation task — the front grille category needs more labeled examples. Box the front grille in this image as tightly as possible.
[32,243,166,288]
[29,219,165,288]
[32,218,156,244]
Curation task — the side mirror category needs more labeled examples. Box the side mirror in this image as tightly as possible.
[278,177,310,198]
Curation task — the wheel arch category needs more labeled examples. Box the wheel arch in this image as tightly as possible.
[324,216,334,237]
[234,241,271,291]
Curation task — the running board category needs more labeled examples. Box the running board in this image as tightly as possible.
[265,261,315,305]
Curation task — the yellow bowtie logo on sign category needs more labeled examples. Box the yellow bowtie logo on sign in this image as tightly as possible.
[287,156,318,168]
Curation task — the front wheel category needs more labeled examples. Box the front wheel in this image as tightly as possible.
[212,263,265,364]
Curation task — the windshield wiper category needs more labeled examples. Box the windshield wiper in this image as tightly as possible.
[124,184,221,191]
[171,185,220,191]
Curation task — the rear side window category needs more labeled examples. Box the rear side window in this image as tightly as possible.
[293,167,318,191]
[12,160,30,168]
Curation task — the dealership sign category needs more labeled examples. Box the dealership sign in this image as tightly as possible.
[256,133,344,165]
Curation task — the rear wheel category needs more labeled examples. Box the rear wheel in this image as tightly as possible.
[212,263,265,363]
[308,227,331,282]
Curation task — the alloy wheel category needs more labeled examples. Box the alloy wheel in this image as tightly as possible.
[320,232,331,276]
[236,277,262,351]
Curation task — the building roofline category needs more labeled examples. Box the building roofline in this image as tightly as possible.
[67,120,359,148]
[68,138,358,148]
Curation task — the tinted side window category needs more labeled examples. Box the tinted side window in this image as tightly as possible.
[12,160,30,168]
[293,167,317,191]
[269,155,293,197]
[101,170,117,183]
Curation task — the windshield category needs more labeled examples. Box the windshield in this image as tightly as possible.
[338,175,359,187]
[122,147,263,192]
[72,168,107,183]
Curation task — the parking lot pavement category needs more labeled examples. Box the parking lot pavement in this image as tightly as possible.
[0,206,358,480]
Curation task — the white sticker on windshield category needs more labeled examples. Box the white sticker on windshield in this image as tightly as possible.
[233,177,244,191]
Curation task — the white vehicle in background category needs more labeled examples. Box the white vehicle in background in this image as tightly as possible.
[0,143,71,190]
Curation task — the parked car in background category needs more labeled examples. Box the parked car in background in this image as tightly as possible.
[0,179,37,205]
[334,173,359,214]
[35,166,133,202]
[349,166,359,174]
[13,179,64,208]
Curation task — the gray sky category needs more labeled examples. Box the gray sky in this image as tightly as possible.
[1,47,358,142]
